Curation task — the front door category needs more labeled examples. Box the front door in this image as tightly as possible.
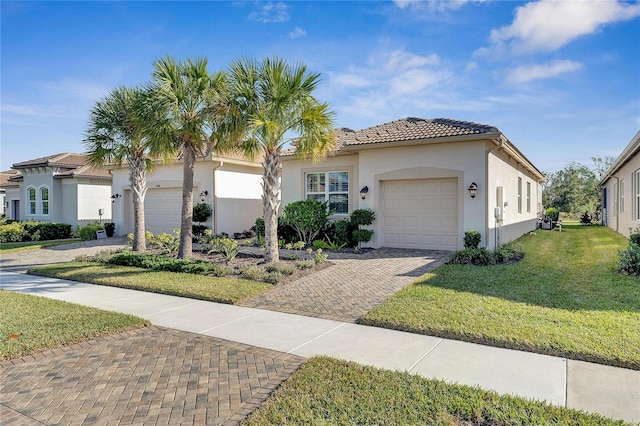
[11,200,20,221]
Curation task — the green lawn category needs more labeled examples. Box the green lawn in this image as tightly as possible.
[0,239,80,253]
[244,357,625,425]
[30,262,272,304]
[361,224,640,369]
[0,290,148,360]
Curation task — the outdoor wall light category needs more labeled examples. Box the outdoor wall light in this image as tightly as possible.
[360,185,369,200]
[110,194,121,203]
[200,190,208,202]
[467,182,478,199]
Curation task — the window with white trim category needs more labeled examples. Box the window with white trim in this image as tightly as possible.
[635,170,640,221]
[305,171,349,214]
[526,181,531,213]
[620,179,625,213]
[28,187,36,215]
[41,187,49,215]
[517,177,522,214]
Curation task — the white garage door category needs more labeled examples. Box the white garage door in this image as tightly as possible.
[140,188,183,235]
[382,178,459,251]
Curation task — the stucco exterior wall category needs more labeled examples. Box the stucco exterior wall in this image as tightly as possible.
[21,172,54,222]
[4,187,20,220]
[486,147,542,248]
[77,182,112,222]
[110,159,262,237]
[601,153,640,237]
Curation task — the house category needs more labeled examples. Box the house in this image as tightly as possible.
[1,153,112,226]
[0,170,20,217]
[599,130,640,237]
[109,152,263,237]
[281,117,545,251]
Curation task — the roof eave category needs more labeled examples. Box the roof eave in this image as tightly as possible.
[598,130,640,187]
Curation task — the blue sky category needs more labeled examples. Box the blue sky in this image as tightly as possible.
[2,0,639,174]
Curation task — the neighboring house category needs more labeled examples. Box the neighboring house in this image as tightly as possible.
[1,153,112,226]
[109,152,263,237]
[0,170,20,217]
[281,117,545,251]
[599,130,640,237]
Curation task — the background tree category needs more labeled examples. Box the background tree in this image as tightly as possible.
[149,56,229,258]
[84,86,166,252]
[227,56,336,263]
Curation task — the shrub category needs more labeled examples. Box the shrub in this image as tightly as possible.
[253,217,265,237]
[296,259,316,269]
[0,222,26,242]
[104,223,116,238]
[240,265,267,282]
[463,230,482,249]
[36,223,73,240]
[265,270,284,284]
[282,199,332,245]
[545,207,560,222]
[448,244,524,266]
[107,252,232,276]
[192,224,208,239]
[350,208,375,226]
[314,248,328,263]
[619,242,640,276]
[629,228,640,247]
[148,230,180,254]
[77,223,104,241]
[333,219,354,248]
[21,220,42,239]
[265,262,296,276]
[352,229,374,246]
[206,237,241,262]
[193,203,212,223]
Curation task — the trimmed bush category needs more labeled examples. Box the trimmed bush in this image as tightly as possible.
[448,242,524,266]
[37,223,73,240]
[619,242,640,276]
[463,230,482,249]
[193,202,212,223]
[104,223,116,238]
[352,228,374,246]
[107,252,233,277]
[282,199,332,245]
[0,222,26,242]
[350,208,375,226]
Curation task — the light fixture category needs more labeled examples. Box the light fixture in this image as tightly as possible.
[200,190,208,202]
[467,182,478,199]
[360,185,369,200]
[110,194,121,203]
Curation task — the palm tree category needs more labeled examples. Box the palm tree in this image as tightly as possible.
[227,56,336,263]
[149,56,229,258]
[84,86,166,252]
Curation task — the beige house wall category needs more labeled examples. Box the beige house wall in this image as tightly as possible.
[602,150,640,238]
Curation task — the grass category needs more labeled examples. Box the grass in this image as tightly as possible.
[244,356,625,425]
[29,262,272,304]
[0,239,80,253]
[0,290,148,361]
[361,224,640,369]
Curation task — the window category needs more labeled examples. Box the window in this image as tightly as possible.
[41,187,49,215]
[526,181,531,213]
[28,187,36,215]
[517,177,522,214]
[620,179,625,213]
[635,170,640,221]
[305,171,349,214]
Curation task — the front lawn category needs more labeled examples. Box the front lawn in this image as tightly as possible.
[244,357,625,425]
[0,290,148,360]
[29,262,272,304]
[361,224,640,369]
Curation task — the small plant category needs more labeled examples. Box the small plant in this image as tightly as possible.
[104,222,116,238]
[193,202,213,224]
[314,248,328,264]
[148,230,180,254]
[207,237,241,262]
[296,259,316,269]
[618,242,640,276]
[253,217,265,237]
[265,270,284,285]
[313,240,329,250]
[77,222,104,241]
[265,262,296,276]
[240,265,267,282]
[463,230,482,249]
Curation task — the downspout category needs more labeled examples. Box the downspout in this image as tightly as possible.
[614,175,620,233]
[211,161,223,235]
[486,137,504,249]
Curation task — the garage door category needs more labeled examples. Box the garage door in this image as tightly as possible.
[381,178,458,250]
[125,188,183,235]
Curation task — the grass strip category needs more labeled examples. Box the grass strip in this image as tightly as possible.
[29,262,272,304]
[0,239,80,253]
[244,356,626,425]
[0,290,148,361]
[361,225,640,369]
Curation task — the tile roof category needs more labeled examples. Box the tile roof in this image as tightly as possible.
[282,118,499,156]
[54,164,112,180]
[0,170,21,187]
[12,153,89,169]
[340,117,498,146]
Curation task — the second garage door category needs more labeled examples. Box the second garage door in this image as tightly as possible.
[381,178,458,250]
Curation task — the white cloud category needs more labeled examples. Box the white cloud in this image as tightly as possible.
[289,26,306,39]
[248,2,289,23]
[506,60,583,83]
[384,50,440,71]
[490,0,640,54]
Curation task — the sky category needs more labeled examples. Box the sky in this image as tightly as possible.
[1,0,639,174]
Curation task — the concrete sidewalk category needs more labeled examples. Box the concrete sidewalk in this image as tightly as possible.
[1,271,638,423]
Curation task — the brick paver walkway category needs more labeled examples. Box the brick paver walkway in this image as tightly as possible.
[0,327,304,425]
[238,248,451,322]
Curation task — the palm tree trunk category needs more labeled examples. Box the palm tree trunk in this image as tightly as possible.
[129,153,147,252]
[263,150,281,263]
[178,140,195,258]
